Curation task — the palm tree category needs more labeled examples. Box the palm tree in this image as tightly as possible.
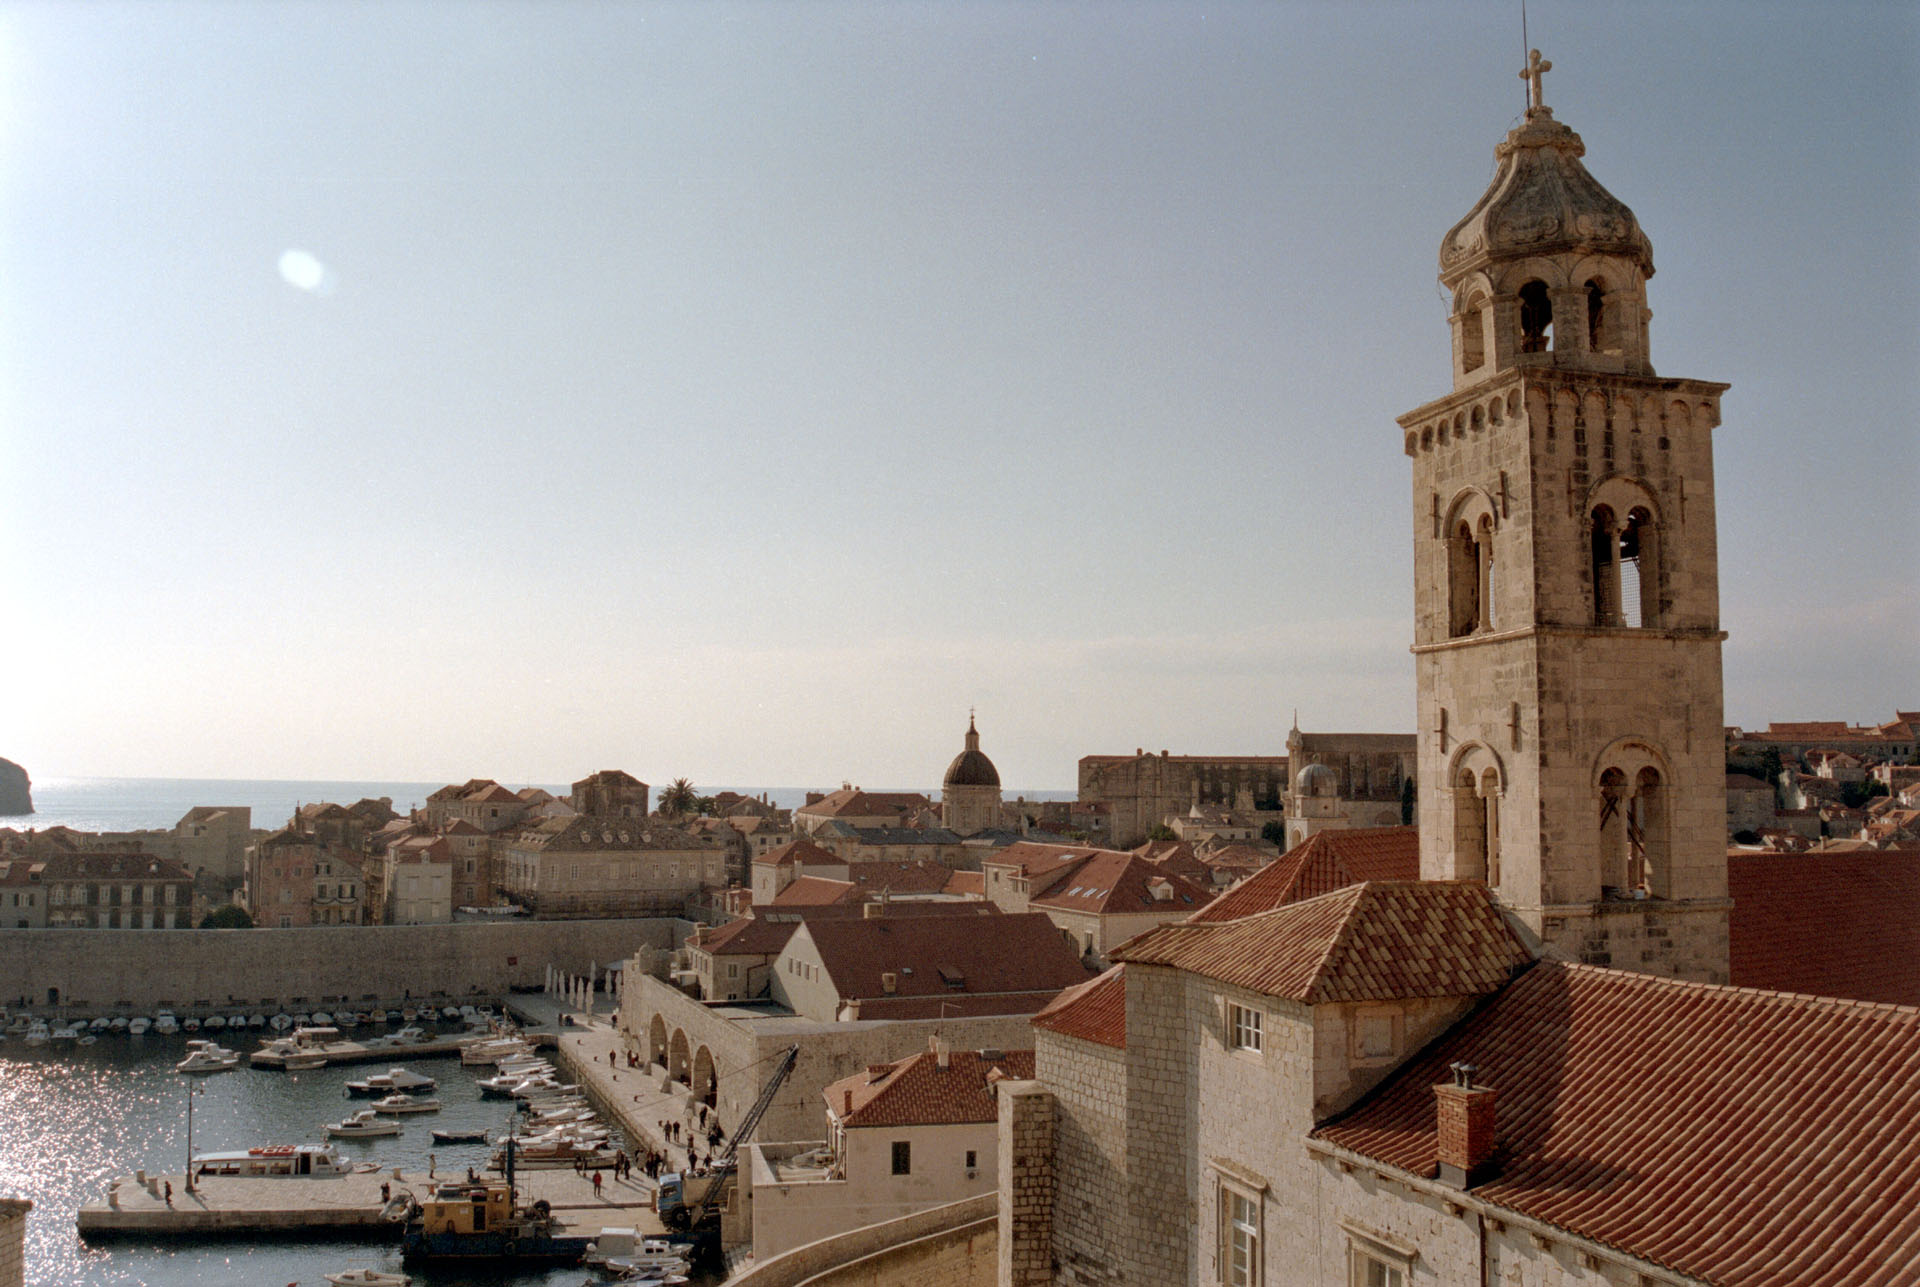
[658,778,698,817]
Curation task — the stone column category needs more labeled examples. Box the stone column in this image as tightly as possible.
[997,1079,1055,1287]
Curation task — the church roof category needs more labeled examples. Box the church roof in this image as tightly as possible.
[944,715,1001,788]
[1114,881,1529,1005]
[1315,962,1920,1287]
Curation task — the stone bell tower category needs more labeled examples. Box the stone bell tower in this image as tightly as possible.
[1402,53,1730,983]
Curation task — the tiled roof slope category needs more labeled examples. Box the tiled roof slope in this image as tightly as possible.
[1031,964,1126,1049]
[806,911,1094,1002]
[1316,962,1920,1287]
[1029,851,1211,916]
[697,917,800,956]
[1189,826,1419,923]
[1728,850,1920,1006]
[769,875,859,906]
[1114,881,1529,1004]
[754,838,843,869]
[827,1047,1036,1128]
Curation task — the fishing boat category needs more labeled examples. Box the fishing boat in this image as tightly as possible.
[346,1067,437,1097]
[373,1094,442,1115]
[327,1109,402,1139]
[323,1269,410,1286]
[400,1140,593,1265]
[430,1127,488,1144]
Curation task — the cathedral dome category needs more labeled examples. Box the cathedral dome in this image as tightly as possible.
[1438,107,1653,289]
[944,716,1001,789]
[1295,763,1338,798]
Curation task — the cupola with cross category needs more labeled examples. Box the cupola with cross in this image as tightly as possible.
[1400,54,1733,985]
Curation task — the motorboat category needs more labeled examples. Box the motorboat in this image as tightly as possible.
[391,1025,429,1044]
[346,1067,438,1097]
[294,1013,313,1027]
[327,1109,402,1139]
[285,1054,328,1071]
[88,1017,110,1032]
[440,1005,461,1021]
[203,1015,227,1031]
[585,1230,693,1274]
[324,1269,411,1286]
[50,1023,82,1042]
[312,1011,333,1026]
[401,1174,592,1264]
[182,1017,202,1032]
[248,1014,266,1028]
[152,1012,180,1035]
[270,1013,294,1031]
[108,1016,129,1032]
[0,1013,27,1036]
[373,1094,442,1115]
[430,1127,488,1144]
[175,1046,240,1074]
[400,1007,418,1023]
[22,1021,50,1046]
[127,1017,151,1036]
[191,1143,351,1178]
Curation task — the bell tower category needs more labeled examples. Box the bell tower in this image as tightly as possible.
[1402,54,1731,983]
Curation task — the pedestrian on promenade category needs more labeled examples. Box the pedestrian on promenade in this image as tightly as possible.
[428,1153,436,1178]
[592,1169,603,1197]
[163,1181,173,1206]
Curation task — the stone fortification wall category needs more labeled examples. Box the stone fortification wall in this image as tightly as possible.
[724,1194,995,1287]
[1033,1033,1128,1286]
[0,919,680,1013]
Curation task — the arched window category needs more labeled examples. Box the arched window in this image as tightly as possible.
[1453,767,1488,881]
[1519,281,1553,353]
[1480,767,1502,887]
[1598,768,1630,890]
[1585,279,1608,352]
[1620,507,1658,627]
[1461,291,1487,370]
[1477,514,1496,630]
[1590,504,1621,625]
[1448,521,1480,637]
[1596,764,1668,897]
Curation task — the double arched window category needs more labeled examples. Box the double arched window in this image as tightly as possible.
[1589,496,1661,628]
[1446,496,1498,638]
[1595,743,1669,898]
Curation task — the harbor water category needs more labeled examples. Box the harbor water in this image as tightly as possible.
[0,1023,693,1287]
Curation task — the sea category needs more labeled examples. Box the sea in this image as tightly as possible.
[5,777,1074,836]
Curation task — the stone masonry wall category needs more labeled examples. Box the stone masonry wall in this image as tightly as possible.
[1034,1031,1127,1286]
[0,920,674,1013]
[996,1080,1054,1287]
[1120,964,1201,1283]
[727,1194,996,1287]
[0,1199,26,1287]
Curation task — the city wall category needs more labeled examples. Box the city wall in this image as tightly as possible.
[0,919,685,1014]
[724,1194,996,1287]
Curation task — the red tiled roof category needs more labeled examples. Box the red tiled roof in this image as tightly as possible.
[1728,850,1920,1006]
[826,1047,1035,1128]
[754,838,843,869]
[1189,826,1420,923]
[1029,850,1210,916]
[1725,772,1773,793]
[1031,965,1126,1049]
[796,788,932,819]
[846,993,1065,1020]
[801,911,1094,1003]
[986,841,1112,877]
[697,917,801,957]
[769,875,859,906]
[1315,962,1920,1287]
[943,870,985,896]
[1114,881,1529,1004]
[847,860,955,895]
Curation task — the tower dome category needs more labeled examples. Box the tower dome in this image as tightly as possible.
[1436,52,1658,386]
[944,715,1001,789]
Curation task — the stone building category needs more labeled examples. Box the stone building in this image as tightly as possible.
[1283,726,1415,846]
[169,805,252,882]
[942,716,1004,836]
[12,851,195,929]
[497,815,725,917]
[1077,751,1287,848]
[1401,57,1731,982]
[569,769,651,818]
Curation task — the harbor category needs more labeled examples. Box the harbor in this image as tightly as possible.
[2,992,718,1286]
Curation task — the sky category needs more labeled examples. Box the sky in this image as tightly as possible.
[2,1,1915,791]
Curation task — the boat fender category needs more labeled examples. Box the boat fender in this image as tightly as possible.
[502,1239,517,1257]
[531,1199,551,1217]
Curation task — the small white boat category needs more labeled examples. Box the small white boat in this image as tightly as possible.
[346,1067,437,1097]
[285,1054,328,1071]
[2,1014,31,1036]
[127,1017,151,1036]
[294,1013,312,1027]
[327,1109,402,1139]
[270,1013,293,1031]
[440,1005,461,1021]
[182,1017,202,1032]
[311,1011,333,1025]
[323,1269,411,1286]
[203,1015,227,1031]
[153,1011,180,1035]
[372,1094,441,1115]
[50,1023,82,1042]
[88,1017,110,1032]
[248,1014,266,1028]
[23,1021,51,1046]
[109,1016,129,1032]
[175,1046,240,1074]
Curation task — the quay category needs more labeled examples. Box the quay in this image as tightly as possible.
[78,1163,667,1242]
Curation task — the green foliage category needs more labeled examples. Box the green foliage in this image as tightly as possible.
[1261,820,1289,848]
[1146,824,1178,842]
[199,905,253,929]
[1399,776,1417,825]
[1840,779,1889,809]
[657,778,698,817]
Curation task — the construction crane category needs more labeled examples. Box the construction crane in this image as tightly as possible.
[656,1043,800,1232]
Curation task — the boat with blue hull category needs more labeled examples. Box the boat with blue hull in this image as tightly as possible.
[398,1139,591,1265]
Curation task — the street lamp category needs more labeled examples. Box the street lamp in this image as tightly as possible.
[184,1080,205,1195]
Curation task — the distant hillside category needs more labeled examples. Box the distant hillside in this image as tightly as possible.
[0,758,32,816]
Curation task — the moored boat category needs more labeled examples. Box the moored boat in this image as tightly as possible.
[347,1066,437,1097]
[373,1094,442,1115]
[400,1151,592,1265]
[323,1269,410,1286]
[191,1143,351,1178]
[175,1045,240,1074]
[430,1127,488,1144]
[327,1109,402,1139]
[153,1011,180,1035]
[127,1017,151,1036]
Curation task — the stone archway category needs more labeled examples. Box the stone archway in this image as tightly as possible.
[668,1028,691,1084]
[648,1013,669,1068]
[692,1045,718,1109]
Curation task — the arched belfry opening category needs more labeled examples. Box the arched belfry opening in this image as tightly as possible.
[1586,278,1610,353]
[1590,501,1661,628]
[1460,290,1488,372]
[1518,280,1553,353]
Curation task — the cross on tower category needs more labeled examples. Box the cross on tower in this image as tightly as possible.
[1521,48,1552,113]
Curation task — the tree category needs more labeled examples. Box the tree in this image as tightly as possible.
[657,778,698,817]
[1400,776,1417,825]
[199,905,253,929]
[1146,824,1178,842]
[1260,820,1289,848]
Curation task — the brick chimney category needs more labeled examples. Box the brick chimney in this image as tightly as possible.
[1434,1062,1497,1186]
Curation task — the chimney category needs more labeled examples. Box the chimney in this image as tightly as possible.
[932,1035,950,1069]
[842,1088,853,1117]
[881,971,897,994]
[1434,1062,1497,1186]
[863,900,883,919]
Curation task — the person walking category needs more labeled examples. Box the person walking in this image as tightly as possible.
[163,1181,173,1207]
[591,1169,603,1198]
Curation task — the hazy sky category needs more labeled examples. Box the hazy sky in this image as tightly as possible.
[3,2,1915,790]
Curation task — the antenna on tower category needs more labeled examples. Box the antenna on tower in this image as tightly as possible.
[1521,0,1531,102]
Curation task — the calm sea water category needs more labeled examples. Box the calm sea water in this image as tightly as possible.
[4,778,1073,835]
[0,1025,647,1287]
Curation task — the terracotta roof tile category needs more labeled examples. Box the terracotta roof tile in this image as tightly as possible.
[1031,965,1126,1049]
[754,838,844,869]
[697,917,800,956]
[769,875,859,906]
[802,911,1094,1003]
[826,1047,1035,1128]
[1114,881,1529,1004]
[1029,851,1211,916]
[1189,826,1420,923]
[1316,962,1920,1287]
[1729,850,1920,1006]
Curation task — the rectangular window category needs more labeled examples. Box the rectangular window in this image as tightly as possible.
[1343,1225,1415,1287]
[1223,1189,1260,1286]
[1351,1253,1404,1287]
[964,1149,977,1170]
[891,1141,911,1175]
[1229,1003,1263,1053]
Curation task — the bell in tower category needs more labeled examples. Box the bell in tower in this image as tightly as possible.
[1401,53,1732,984]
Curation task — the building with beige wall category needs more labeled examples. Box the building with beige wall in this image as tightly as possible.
[499,815,725,917]
[0,852,189,930]
[170,806,252,882]
[1077,751,1287,849]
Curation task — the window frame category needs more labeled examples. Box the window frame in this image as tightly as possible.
[1228,1001,1263,1054]
[890,1140,911,1176]
[1210,1164,1268,1287]
[1341,1222,1417,1287]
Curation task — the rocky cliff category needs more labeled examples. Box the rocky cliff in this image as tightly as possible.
[0,758,32,816]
